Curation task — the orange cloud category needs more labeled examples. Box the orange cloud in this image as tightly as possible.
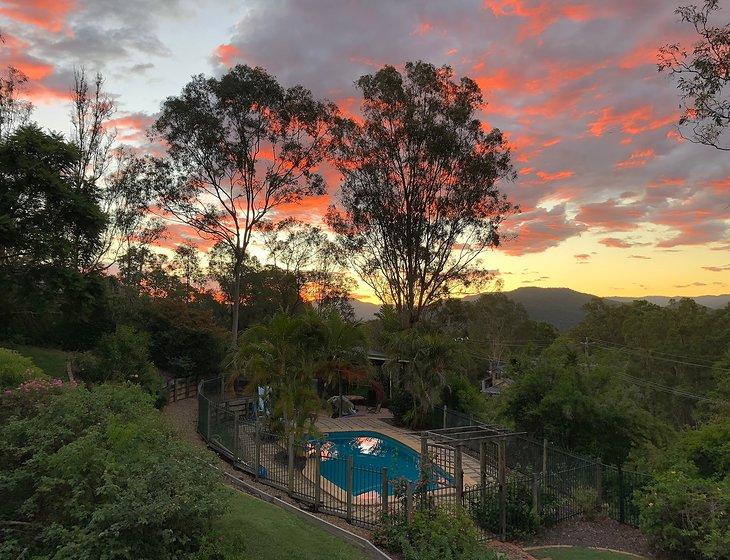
[615,148,655,169]
[412,21,434,36]
[474,68,515,91]
[536,169,573,182]
[274,194,331,224]
[576,200,645,231]
[0,0,75,33]
[588,106,676,137]
[710,177,730,196]
[600,238,628,248]
[499,205,585,255]
[0,33,67,103]
[618,44,661,69]
[214,44,241,67]
[484,0,595,41]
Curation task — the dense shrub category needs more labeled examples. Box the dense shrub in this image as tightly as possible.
[572,485,604,522]
[443,373,488,418]
[640,472,729,560]
[639,419,730,560]
[138,299,227,378]
[0,382,228,559]
[374,506,501,560]
[76,324,159,394]
[466,473,563,540]
[467,477,538,540]
[387,387,417,426]
[0,347,47,389]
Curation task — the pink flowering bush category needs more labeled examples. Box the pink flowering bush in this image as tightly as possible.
[0,376,73,419]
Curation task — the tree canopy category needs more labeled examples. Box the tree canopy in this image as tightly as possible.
[152,65,336,343]
[659,0,730,150]
[327,61,516,326]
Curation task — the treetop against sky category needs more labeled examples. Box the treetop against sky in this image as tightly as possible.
[1,0,728,298]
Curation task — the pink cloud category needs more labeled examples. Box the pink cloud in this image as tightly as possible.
[615,148,655,169]
[536,169,574,182]
[588,106,676,137]
[0,0,75,33]
[214,44,242,67]
[499,204,585,255]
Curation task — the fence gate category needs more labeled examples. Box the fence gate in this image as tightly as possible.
[422,439,460,510]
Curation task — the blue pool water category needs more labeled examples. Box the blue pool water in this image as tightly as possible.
[315,430,451,496]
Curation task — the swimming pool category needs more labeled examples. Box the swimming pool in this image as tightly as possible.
[315,430,451,496]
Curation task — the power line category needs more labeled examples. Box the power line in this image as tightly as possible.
[610,370,724,404]
[586,341,730,373]
[587,338,721,366]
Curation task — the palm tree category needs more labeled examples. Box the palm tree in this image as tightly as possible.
[235,312,323,441]
[315,312,371,414]
[385,330,456,428]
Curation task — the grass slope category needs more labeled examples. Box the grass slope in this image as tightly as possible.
[529,546,643,560]
[2,343,72,380]
[212,489,368,560]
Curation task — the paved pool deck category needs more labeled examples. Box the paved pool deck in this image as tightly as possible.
[315,408,483,486]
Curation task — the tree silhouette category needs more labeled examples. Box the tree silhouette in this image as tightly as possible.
[327,61,516,326]
[152,65,336,344]
[660,0,730,151]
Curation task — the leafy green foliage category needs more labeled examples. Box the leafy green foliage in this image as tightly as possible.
[466,474,562,540]
[136,298,227,379]
[152,64,335,340]
[327,61,515,326]
[0,347,46,389]
[0,383,228,559]
[499,338,667,465]
[0,125,113,348]
[658,0,730,151]
[432,293,557,365]
[442,373,489,419]
[639,418,730,560]
[77,324,159,395]
[571,298,730,426]
[374,506,501,560]
[384,329,457,428]
[640,471,729,559]
[237,311,368,439]
[207,245,305,329]
[0,124,105,269]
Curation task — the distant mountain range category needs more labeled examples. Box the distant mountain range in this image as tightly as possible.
[350,287,730,331]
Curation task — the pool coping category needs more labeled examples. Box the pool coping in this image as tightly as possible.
[315,430,456,498]
[315,412,482,486]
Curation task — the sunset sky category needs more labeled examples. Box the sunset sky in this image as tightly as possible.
[1,0,729,300]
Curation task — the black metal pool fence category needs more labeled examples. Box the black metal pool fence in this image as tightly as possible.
[440,408,651,532]
[197,378,650,536]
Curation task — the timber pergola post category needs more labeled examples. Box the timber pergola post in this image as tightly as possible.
[420,422,524,536]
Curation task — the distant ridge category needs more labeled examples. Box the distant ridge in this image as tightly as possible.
[483,287,598,331]
[349,288,730,330]
[607,294,730,309]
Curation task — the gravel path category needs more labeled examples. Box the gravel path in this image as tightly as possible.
[162,397,375,541]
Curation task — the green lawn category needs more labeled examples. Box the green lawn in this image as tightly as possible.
[211,488,369,560]
[1,343,72,380]
[529,546,643,560]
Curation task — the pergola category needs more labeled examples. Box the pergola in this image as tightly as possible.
[417,423,526,540]
[422,424,522,445]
